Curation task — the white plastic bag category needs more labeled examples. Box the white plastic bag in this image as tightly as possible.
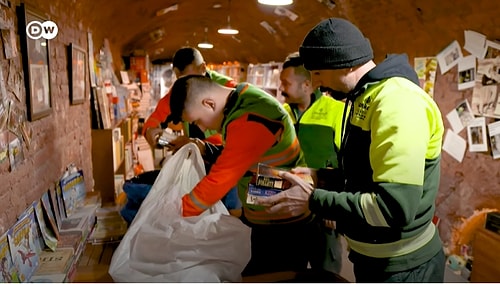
[109,143,252,282]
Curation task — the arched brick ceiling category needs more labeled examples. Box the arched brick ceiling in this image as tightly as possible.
[36,0,500,65]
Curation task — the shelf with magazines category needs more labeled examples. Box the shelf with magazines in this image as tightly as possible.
[246,62,282,96]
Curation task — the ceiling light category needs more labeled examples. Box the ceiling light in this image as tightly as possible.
[218,17,239,34]
[258,0,293,5]
[198,27,213,49]
[218,0,239,35]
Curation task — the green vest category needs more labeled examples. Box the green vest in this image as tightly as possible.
[284,89,345,169]
[223,83,307,224]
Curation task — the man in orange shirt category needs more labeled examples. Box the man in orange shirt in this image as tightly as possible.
[142,47,241,215]
[143,47,237,148]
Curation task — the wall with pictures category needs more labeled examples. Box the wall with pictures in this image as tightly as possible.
[0,0,93,235]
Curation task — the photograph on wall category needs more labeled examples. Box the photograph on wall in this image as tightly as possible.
[447,99,475,133]
[488,120,500,159]
[436,40,463,74]
[458,55,476,90]
[414,57,438,97]
[482,39,500,59]
[17,4,52,121]
[477,57,500,86]
[463,30,487,59]
[466,117,488,152]
[471,83,500,118]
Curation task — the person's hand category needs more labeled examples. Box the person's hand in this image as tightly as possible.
[254,171,314,217]
[145,127,163,148]
[290,167,318,186]
[168,136,206,155]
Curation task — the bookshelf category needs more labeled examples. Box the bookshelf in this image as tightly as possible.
[208,61,244,82]
[91,117,135,204]
[246,62,282,96]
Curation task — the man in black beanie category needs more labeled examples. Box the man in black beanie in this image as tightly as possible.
[256,18,445,282]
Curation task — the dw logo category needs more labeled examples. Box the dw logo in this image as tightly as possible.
[26,20,58,40]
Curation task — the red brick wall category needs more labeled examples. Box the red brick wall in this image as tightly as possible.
[0,0,93,235]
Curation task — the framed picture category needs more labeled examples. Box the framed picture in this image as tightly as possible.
[17,4,52,121]
[69,43,87,105]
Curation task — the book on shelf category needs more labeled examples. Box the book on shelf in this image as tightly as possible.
[48,186,63,232]
[89,205,128,244]
[59,169,87,218]
[32,247,74,276]
[40,190,60,241]
[0,232,21,283]
[7,206,39,282]
[33,201,58,252]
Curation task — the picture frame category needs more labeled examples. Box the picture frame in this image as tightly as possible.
[17,4,52,121]
[69,43,87,105]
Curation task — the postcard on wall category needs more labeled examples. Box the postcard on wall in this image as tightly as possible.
[463,30,486,59]
[1,28,18,59]
[458,55,476,90]
[447,99,475,133]
[0,130,9,163]
[442,129,467,163]
[487,120,500,160]
[482,40,500,59]
[471,82,500,118]
[466,117,488,152]
[0,232,20,282]
[8,137,23,171]
[436,40,463,74]
[414,57,438,97]
[7,207,40,282]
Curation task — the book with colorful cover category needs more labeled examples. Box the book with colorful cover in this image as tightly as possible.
[255,163,313,189]
[33,247,74,276]
[59,170,86,218]
[40,190,60,240]
[0,232,20,283]
[7,207,40,282]
[33,201,58,252]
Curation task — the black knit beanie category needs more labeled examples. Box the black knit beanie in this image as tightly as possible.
[299,18,374,70]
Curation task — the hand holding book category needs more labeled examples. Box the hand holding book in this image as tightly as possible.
[254,169,314,217]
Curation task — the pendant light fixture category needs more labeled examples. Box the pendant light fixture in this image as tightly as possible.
[257,0,293,5]
[218,0,239,35]
[198,27,214,49]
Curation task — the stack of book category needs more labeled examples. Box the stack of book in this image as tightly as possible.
[88,205,128,244]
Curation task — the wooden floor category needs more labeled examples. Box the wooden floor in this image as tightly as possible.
[72,242,119,282]
[72,242,348,283]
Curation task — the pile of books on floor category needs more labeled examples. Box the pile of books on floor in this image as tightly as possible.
[88,205,128,244]
[0,165,100,283]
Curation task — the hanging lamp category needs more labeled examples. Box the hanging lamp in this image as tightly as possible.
[257,0,293,5]
[218,0,239,35]
[198,27,214,49]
